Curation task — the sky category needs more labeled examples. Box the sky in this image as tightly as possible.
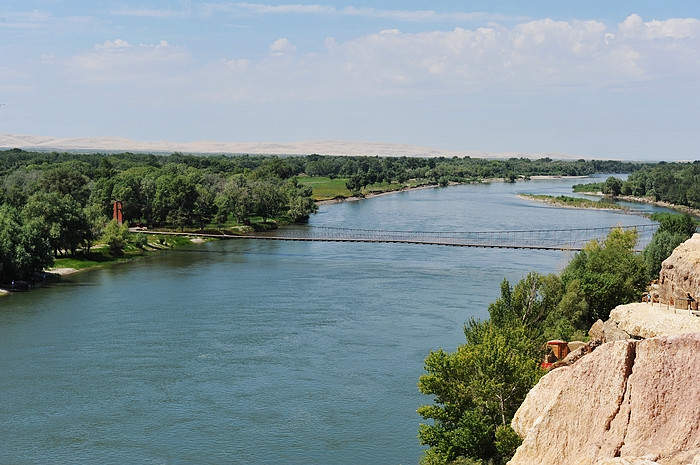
[1,1,699,160]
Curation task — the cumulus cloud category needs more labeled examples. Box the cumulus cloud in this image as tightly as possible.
[619,13,700,39]
[95,39,131,50]
[59,14,700,104]
[269,38,297,56]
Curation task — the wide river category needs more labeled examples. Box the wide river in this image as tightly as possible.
[0,175,668,464]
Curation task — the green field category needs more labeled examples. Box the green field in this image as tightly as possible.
[297,176,353,200]
[298,176,432,200]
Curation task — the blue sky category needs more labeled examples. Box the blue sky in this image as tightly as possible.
[1,1,699,160]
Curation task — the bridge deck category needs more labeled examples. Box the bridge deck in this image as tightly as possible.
[132,224,658,252]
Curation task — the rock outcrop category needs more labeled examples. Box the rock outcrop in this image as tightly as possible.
[659,233,700,305]
[608,302,700,339]
[588,301,700,344]
[509,333,700,465]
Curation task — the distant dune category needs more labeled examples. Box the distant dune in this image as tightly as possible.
[0,132,579,159]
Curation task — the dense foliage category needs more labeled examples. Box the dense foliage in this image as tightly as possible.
[561,228,648,324]
[0,149,321,282]
[642,213,697,281]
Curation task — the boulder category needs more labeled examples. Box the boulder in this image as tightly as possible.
[589,319,605,339]
[603,317,631,341]
[509,333,700,465]
[659,234,700,305]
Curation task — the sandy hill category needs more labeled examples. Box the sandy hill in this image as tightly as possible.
[0,133,578,159]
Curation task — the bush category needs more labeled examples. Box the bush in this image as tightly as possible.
[132,233,148,250]
[102,219,129,256]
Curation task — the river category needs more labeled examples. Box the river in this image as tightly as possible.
[0,175,667,464]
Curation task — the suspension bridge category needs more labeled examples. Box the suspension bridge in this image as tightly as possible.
[134,224,659,252]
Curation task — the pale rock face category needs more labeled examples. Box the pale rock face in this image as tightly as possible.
[608,302,700,339]
[659,233,700,305]
[509,334,700,465]
[592,457,659,465]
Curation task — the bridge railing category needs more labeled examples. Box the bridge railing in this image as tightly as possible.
[257,224,658,251]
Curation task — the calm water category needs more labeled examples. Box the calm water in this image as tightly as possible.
[0,176,663,464]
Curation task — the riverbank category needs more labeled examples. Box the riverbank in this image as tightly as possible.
[616,194,700,217]
[577,191,700,218]
[40,236,202,281]
[0,267,80,296]
[316,183,440,205]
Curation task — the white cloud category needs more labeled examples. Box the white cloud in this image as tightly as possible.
[95,39,131,50]
[269,38,297,56]
[620,14,700,39]
[65,39,189,85]
[57,14,700,105]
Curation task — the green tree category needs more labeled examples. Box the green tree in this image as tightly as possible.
[84,203,110,252]
[251,179,284,222]
[192,183,216,231]
[23,192,89,256]
[562,227,647,323]
[602,176,623,197]
[102,219,130,256]
[418,320,542,465]
[0,204,53,282]
[153,168,199,230]
[284,178,318,222]
[215,175,253,224]
[36,162,92,206]
[643,213,696,280]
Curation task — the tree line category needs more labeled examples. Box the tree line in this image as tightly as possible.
[573,162,700,210]
[623,162,700,207]
[417,214,696,465]
[0,149,319,283]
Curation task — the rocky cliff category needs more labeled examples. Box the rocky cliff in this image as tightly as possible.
[509,234,700,465]
[510,334,700,465]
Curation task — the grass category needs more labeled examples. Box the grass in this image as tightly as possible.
[298,176,353,200]
[298,175,437,200]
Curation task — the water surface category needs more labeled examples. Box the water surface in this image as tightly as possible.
[0,176,662,464]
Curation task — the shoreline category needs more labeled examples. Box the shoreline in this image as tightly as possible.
[47,267,81,277]
[316,183,439,205]
[579,192,700,217]
[616,195,700,218]
[0,267,80,296]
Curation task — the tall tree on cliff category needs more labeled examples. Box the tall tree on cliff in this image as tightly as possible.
[561,227,647,324]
